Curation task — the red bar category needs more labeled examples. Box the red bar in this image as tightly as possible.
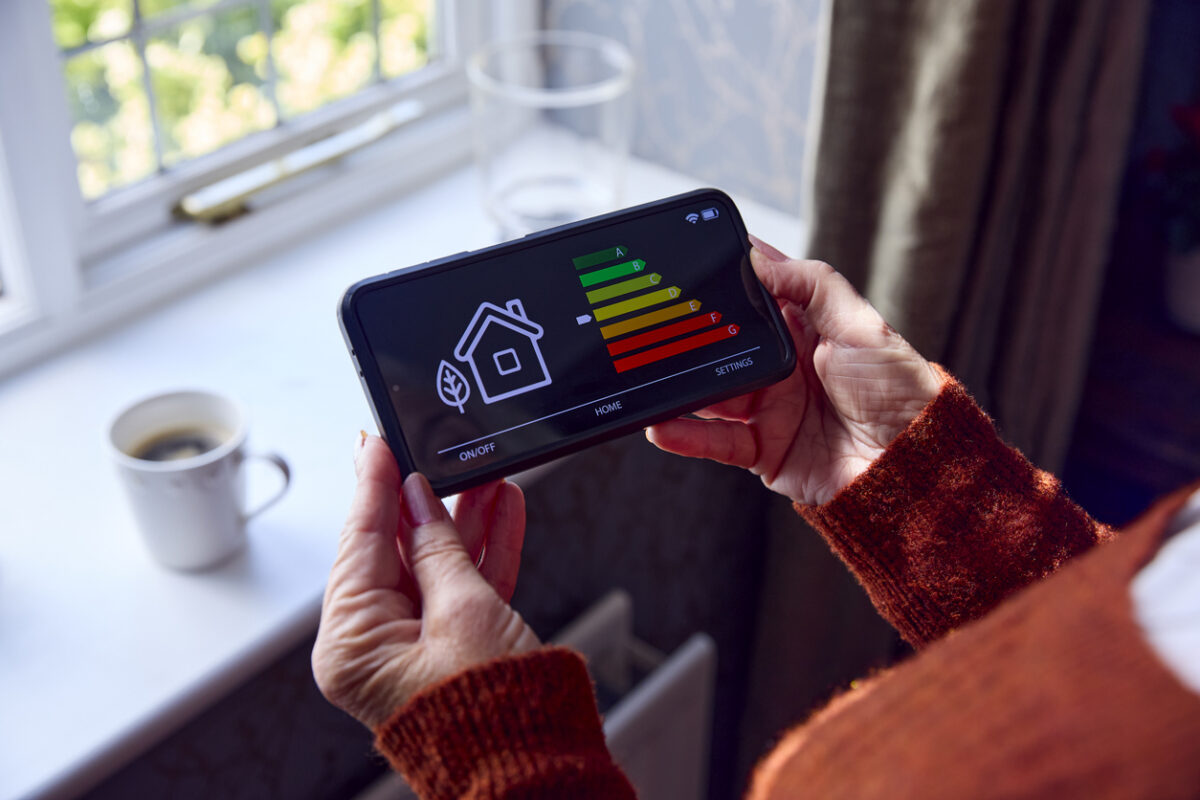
[612,323,740,373]
[606,311,723,356]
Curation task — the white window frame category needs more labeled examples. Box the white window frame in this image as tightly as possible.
[0,0,537,379]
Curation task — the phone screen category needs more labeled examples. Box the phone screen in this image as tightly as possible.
[344,191,793,492]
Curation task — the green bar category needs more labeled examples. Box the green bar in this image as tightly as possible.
[579,259,645,287]
[593,286,681,321]
[573,245,629,270]
[586,273,662,304]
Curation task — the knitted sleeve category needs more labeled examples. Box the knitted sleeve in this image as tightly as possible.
[373,646,636,799]
[799,373,1115,646]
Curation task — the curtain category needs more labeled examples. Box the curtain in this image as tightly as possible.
[804,0,1150,471]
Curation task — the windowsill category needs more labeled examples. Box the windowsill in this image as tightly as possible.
[0,157,803,800]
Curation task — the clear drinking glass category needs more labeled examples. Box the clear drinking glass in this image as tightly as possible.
[467,31,635,237]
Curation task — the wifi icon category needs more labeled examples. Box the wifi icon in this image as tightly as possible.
[685,212,700,224]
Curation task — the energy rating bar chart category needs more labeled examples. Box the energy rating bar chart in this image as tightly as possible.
[574,243,741,372]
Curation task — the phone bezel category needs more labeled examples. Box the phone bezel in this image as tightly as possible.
[339,188,796,495]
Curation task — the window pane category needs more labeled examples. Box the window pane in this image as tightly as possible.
[50,0,133,50]
[63,42,156,199]
[147,6,277,166]
[380,0,431,79]
[271,0,376,118]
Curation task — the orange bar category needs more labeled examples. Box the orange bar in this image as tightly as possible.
[599,299,701,339]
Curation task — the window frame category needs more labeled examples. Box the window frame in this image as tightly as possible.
[0,146,42,340]
[0,0,536,379]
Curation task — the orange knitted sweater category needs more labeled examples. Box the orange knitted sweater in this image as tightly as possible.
[374,379,1200,798]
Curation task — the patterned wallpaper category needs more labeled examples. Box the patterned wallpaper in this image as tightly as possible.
[544,0,823,214]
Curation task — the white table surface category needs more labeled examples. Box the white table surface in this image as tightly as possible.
[0,158,802,800]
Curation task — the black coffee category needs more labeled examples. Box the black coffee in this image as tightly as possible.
[129,427,228,462]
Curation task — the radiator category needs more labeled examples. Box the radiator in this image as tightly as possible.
[355,589,717,800]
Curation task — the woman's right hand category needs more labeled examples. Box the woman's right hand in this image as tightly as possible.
[313,436,538,730]
[646,235,944,507]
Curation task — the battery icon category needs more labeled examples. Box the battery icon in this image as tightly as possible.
[701,207,719,221]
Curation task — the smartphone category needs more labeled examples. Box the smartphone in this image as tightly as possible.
[339,188,796,496]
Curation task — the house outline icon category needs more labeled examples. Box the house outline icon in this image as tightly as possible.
[453,299,552,404]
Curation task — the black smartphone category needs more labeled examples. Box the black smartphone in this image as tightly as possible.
[339,188,796,496]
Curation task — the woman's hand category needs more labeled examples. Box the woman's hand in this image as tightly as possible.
[312,435,539,729]
[646,236,943,507]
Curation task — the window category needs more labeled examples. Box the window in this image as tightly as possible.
[50,0,437,201]
[0,1,530,377]
[52,0,479,261]
[493,347,521,376]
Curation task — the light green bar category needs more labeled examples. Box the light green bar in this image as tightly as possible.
[586,273,662,304]
[579,259,645,287]
[593,286,681,321]
[573,245,629,270]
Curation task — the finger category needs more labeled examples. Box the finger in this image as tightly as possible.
[691,392,758,422]
[399,473,483,617]
[646,417,759,469]
[328,435,410,599]
[748,245,826,307]
[478,482,526,603]
[747,232,791,261]
[452,480,504,565]
[749,247,876,341]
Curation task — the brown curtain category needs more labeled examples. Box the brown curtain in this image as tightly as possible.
[805,0,1149,471]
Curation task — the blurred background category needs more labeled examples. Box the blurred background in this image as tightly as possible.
[1,1,1198,799]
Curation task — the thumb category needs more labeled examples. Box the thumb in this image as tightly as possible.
[747,240,827,308]
[749,243,876,340]
[399,473,480,615]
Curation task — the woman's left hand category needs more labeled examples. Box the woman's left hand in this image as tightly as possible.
[312,434,539,729]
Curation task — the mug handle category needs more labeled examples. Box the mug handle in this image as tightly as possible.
[241,452,292,521]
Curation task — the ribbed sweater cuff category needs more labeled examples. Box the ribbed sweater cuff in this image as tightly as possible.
[374,647,634,799]
[798,372,1110,646]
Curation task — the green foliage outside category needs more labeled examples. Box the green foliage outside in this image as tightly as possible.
[49,0,432,199]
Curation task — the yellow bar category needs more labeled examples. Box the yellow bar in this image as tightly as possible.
[593,286,681,321]
[586,273,662,304]
[600,299,702,339]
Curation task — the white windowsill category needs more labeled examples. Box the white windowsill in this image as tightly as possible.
[0,156,803,800]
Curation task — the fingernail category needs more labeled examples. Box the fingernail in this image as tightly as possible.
[354,430,367,468]
[748,233,788,262]
[402,473,442,527]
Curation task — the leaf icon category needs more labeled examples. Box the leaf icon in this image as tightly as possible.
[437,360,471,414]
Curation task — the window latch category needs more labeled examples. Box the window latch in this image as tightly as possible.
[174,98,425,224]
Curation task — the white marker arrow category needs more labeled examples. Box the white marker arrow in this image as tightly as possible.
[576,314,592,325]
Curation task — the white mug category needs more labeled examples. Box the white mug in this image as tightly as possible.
[108,390,291,571]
